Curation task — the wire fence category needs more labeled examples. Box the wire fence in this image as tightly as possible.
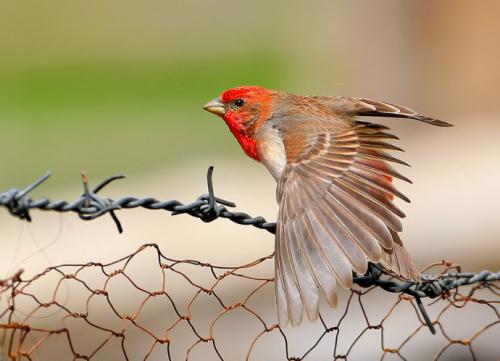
[1,168,499,360]
[0,167,275,234]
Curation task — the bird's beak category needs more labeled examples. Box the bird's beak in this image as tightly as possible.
[203,98,226,116]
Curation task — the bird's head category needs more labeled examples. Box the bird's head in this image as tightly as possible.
[203,86,276,160]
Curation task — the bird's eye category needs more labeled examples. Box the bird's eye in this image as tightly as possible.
[234,98,244,107]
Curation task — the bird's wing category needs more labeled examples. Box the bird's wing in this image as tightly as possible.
[274,112,421,327]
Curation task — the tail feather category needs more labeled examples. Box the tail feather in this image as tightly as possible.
[322,96,453,127]
[356,98,453,128]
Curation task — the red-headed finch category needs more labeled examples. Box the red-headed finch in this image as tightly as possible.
[203,86,451,327]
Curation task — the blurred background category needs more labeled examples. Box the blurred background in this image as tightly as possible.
[1,0,499,360]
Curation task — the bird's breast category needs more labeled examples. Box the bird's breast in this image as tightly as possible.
[256,125,287,181]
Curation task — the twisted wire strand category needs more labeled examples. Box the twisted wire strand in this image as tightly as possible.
[1,167,499,342]
[0,167,276,234]
[1,167,497,294]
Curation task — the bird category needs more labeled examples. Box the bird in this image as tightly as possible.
[203,86,452,327]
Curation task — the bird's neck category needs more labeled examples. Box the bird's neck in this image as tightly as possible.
[224,120,260,160]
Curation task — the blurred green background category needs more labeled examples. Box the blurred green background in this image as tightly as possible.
[2,0,499,191]
[0,56,288,187]
[0,0,305,188]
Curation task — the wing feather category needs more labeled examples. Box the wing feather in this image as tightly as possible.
[344,169,410,202]
[301,208,353,288]
[293,177,371,275]
[333,177,406,224]
[352,159,412,183]
[359,140,404,152]
[270,98,443,326]
[286,219,320,320]
[292,217,339,307]
[323,189,386,257]
[276,220,303,325]
[274,256,289,327]
[357,148,411,166]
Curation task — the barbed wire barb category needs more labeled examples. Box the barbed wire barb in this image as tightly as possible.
[0,167,276,235]
[1,169,499,360]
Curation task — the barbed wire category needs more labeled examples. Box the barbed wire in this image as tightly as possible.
[1,168,499,360]
[0,167,276,234]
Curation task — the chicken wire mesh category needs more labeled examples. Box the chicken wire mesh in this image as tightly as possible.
[1,168,499,360]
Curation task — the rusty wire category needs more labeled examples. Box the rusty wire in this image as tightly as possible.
[1,245,498,361]
[1,169,499,360]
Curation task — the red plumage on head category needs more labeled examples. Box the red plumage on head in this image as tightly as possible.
[220,86,268,103]
[218,86,275,161]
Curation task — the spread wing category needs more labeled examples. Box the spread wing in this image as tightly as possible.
[274,98,439,326]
